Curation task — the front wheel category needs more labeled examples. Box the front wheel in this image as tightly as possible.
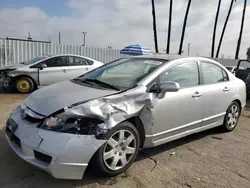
[222,102,241,132]
[91,121,140,177]
[15,77,35,93]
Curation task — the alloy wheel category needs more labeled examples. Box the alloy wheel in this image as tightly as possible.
[103,130,136,171]
[227,104,239,129]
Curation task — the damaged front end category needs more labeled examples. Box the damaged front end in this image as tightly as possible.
[0,69,15,89]
[37,84,155,144]
[40,115,104,136]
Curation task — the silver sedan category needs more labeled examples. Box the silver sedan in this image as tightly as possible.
[0,54,103,93]
[5,56,246,179]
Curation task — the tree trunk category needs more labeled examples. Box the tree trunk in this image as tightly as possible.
[166,0,173,54]
[211,0,221,58]
[235,0,247,59]
[178,0,192,55]
[151,0,158,53]
[216,0,235,58]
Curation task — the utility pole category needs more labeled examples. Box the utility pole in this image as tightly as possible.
[166,0,173,54]
[188,43,191,56]
[216,0,235,58]
[211,0,221,57]
[178,0,192,55]
[59,32,61,44]
[151,0,158,53]
[235,0,247,59]
[82,32,87,46]
[27,32,32,41]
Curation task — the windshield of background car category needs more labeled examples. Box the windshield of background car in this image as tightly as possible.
[77,58,167,89]
[21,56,47,65]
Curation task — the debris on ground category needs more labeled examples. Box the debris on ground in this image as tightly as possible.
[149,157,157,172]
[170,151,176,156]
[212,136,223,140]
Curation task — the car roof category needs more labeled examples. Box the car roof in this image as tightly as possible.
[130,54,219,63]
[131,54,179,61]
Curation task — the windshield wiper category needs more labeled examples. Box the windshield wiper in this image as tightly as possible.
[72,78,93,86]
[85,78,120,91]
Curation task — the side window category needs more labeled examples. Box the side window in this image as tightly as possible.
[160,61,199,88]
[87,59,94,65]
[238,60,250,69]
[68,56,88,66]
[43,56,68,67]
[222,69,229,81]
[202,62,226,84]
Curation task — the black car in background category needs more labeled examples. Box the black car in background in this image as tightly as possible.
[235,59,250,97]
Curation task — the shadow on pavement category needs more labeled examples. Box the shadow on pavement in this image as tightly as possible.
[0,124,224,188]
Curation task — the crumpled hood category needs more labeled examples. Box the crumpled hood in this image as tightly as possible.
[23,81,119,116]
[0,64,25,71]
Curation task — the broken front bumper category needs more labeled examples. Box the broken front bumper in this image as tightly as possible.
[5,106,106,180]
[0,71,13,88]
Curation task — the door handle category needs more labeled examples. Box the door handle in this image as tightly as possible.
[223,87,230,92]
[85,68,89,71]
[192,91,203,98]
[62,69,66,73]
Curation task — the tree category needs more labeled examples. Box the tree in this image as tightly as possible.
[216,0,236,58]
[246,47,250,60]
[151,0,159,53]
[178,0,192,55]
[166,0,173,54]
[235,0,247,59]
[211,0,221,58]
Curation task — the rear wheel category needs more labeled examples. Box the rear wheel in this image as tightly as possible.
[15,77,35,93]
[92,121,140,177]
[222,102,241,132]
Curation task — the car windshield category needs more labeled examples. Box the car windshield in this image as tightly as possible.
[74,58,167,89]
[20,56,47,65]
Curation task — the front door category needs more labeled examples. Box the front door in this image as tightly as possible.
[39,56,69,86]
[152,61,203,145]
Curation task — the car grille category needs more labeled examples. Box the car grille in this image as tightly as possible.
[34,150,52,165]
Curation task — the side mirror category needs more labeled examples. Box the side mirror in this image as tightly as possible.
[39,63,47,70]
[147,81,180,93]
[159,81,180,93]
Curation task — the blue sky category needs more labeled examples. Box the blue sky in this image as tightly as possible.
[1,0,69,16]
[0,0,250,58]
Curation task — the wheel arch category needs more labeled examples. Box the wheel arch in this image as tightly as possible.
[13,75,38,89]
[126,116,146,148]
[232,99,242,113]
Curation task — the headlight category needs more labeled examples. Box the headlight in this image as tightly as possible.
[40,115,103,135]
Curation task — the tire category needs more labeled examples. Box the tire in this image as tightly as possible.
[91,121,140,177]
[15,77,35,93]
[222,101,241,132]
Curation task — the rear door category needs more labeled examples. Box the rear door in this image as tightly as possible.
[67,56,93,79]
[200,61,233,127]
[39,56,69,86]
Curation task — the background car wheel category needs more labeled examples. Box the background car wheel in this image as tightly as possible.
[222,101,241,132]
[92,121,140,177]
[15,77,35,93]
